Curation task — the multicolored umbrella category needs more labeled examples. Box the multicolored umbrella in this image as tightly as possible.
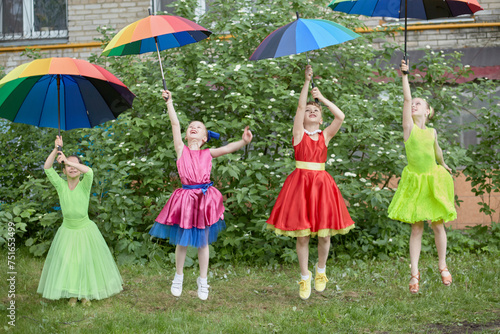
[328,0,483,59]
[102,12,212,91]
[250,12,359,101]
[0,57,135,133]
[249,13,360,60]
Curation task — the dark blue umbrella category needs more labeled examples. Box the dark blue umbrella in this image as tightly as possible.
[328,0,483,59]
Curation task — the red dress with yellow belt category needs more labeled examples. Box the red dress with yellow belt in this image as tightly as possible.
[267,132,355,237]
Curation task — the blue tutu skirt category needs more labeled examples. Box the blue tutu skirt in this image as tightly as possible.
[149,219,226,248]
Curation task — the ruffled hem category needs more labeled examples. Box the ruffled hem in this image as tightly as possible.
[149,219,226,247]
[388,212,457,224]
[266,223,355,237]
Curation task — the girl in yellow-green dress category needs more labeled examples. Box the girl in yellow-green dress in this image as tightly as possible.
[388,60,457,294]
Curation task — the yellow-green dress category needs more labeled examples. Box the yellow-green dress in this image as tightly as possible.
[388,126,457,223]
[37,167,123,300]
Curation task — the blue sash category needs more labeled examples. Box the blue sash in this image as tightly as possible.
[182,182,214,195]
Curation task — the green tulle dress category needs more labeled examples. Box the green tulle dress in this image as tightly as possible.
[388,126,457,224]
[37,167,123,300]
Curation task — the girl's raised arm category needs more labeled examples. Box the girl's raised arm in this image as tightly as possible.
[44,136,63,169]
[311,87,345,146]
[401,60,413,141]
[210,126,252,158]
[163,90,184,159]
[293,65,313,145]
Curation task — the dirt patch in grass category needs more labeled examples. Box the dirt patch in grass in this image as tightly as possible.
[428,320,500,333]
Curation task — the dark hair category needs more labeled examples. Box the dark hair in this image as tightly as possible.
[306,101,322,113]
[62,155,83,170]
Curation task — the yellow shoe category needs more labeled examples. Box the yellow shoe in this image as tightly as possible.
[314,264,329,292]
[298,271,312,300]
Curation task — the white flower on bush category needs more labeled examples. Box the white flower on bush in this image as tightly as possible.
[246,64,253,68]
[330,154,336,158]
[327,158,335,166]
[336,158,342,162]
[130,163,135,166]
[373,186,381,191]
[360,178,367,183]
[333,143,338,146]
[141,157,146,162]
[344,172,356,177]
[270,98,276,102]
[353,203,360,207]
[234,64,241,71]
[264,164,270,169]
[258,152,263,156]
[290,90,295,96]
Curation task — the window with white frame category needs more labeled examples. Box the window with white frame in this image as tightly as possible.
[151,0,209,17]
[1,0,68,42]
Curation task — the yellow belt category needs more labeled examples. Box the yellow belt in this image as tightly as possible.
[295,161,325,171]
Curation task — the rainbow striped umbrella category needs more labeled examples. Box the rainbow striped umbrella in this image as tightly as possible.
[0,57,135,134]
[102,13,212,91]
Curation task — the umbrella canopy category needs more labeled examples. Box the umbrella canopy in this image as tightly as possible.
[102,13,212,91]
[328,0,483,20]
[249,15,360,60]
[328,0,483,58]
[102,14,212,56]
[0,57,135,131]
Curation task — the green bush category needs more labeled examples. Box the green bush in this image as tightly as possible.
[1,0,498,265]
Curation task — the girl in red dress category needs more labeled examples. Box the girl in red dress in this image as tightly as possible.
[267,65,355,300]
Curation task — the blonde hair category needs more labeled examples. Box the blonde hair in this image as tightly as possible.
[424,99,435,121]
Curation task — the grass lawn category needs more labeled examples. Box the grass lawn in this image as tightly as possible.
[1,248,499,333]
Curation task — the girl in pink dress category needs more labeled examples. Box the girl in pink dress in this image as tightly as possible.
[149,90,252,300]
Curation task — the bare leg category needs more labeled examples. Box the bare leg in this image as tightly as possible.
[198,245,209,279]
[175,245,188,275]
[409,222,424,284]
[317,236,331,269]
[297,236,310,276]
[431,221,450,277]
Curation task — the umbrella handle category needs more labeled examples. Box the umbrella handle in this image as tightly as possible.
[311,81,319,104]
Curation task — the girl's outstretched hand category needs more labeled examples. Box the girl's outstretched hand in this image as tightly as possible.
[311,87,324,101]
[54,135,63,149]
[56,151,67,164]
[305,65,313,81]
[242,126,253,144]
[400,59,409,75]
[162,90,172,103]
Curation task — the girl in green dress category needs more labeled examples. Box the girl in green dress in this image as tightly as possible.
[38,136,123,306]
[388,60,457,294]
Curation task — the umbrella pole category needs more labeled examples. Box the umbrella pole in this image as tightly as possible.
[57,75,62,151]
[306,52,319,104]
[154,36,168,93]
[404,0,408,61]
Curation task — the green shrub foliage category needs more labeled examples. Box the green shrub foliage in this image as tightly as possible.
[1,0,498,264]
